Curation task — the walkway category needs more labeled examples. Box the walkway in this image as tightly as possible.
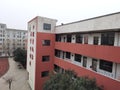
[0,58,9,77]
[0,58,31,90]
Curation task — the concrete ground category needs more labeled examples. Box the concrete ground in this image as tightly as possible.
[0,58,31,90]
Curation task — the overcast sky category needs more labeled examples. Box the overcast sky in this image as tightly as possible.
[0,0,120,30]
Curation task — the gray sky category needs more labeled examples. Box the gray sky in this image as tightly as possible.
[0,0,120,30]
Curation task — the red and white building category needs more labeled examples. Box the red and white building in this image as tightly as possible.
[27,12,120,90]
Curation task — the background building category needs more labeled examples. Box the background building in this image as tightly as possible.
[0,23,27,56]
[27,12,120,90]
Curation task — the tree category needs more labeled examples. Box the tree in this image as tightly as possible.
[43,70,103,90]
[13,48,27,68]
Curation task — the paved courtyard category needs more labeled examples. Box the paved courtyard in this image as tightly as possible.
[0,58,31,90]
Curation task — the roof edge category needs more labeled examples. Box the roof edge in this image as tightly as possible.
[56,11,120,27]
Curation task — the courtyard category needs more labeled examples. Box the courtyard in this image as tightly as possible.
[0,58,31,90]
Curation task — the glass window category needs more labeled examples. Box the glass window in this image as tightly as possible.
[43,23,51,30]
[33,32,34,37]
[76,34,83,43]
[41,71,49,77]
[91,59,97,71]
[75,54,81,62]
[66,52,71,59]
[99,59,113,72]
[67,34,71,42]
[42,56,50,62]
[54,64,60,73]
[101,32,115,46]
[42,40,50,46]
[1,25,4,28]
[56,34,61,42]
[33,25,35,30]
[62,51,65,59]
[93,36,99,45]
[54,64,64,73]
[84,35,88,44]
[55,49,61,58]
[83,56,87,67]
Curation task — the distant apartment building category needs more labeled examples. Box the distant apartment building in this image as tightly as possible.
[0,23,27,56]
[27,12,120,90]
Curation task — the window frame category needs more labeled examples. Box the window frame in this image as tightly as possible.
[75,54,81,63]
[67,34,72,43]
[43,23,51,30]
[55,49,61,58]
[42,40,50,46]
[56,34,61,42]
[101,32,115,46]
[99,59,113,73]
[93,36,99,45]
[41,71,49,77]
[66,52,71,59]
[76,34,83,43]
[42,55,50,62]
[83,56,87,67]
[84,35,88,44]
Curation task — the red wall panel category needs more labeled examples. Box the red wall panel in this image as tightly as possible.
[35,32,55,90]
[55,42,120,63]
[54,57,120,90]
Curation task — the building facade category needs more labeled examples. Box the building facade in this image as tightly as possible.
[27,12,120,90]
[0,23,27,56]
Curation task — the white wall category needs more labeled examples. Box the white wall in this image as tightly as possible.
[37,16,57,33]
[114,32,120,46]
[71,34,75,43]
[27,19,37,90]
[56,13,120,34]
[116,63,120,81]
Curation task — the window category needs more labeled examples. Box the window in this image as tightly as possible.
[33,32,34,37]
[91,59,97,71]
[1,25,4,28]
[32,47,34,52]
[33,25,35,30]
[62,51,65,59]
[93,36,99,45]
[55,49,61,58]
[84,35,88,44]
[101,32,115,46]
[54,64,64,73]
[67,34,71,42]
[83,56,87,67]
[99,60,113,72]
[43,23,51,30]
[42,40,50,46]
[75,54,81,62]
[29,61,31,66]
[54,64,60,73]
[42,56,50,62]
[32,39,34,44]
[56,34,61,42]
[63,37,66,42]
[66,52,71,59]
[76,34,83,43]
[41,71,49,77]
